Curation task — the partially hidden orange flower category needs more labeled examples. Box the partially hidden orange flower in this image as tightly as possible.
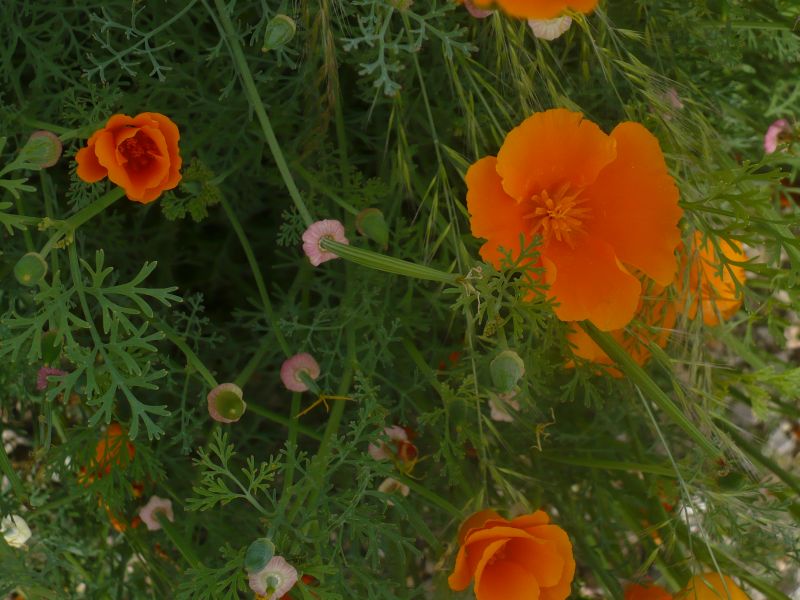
[76,112,182,203]
[467,108,683,331]
[677,232,746,326]
[676,573,749,600]
[470,0,598,19]
[448,509,575,600]
[78,423,135,485]
[567,282,676,375]
[625,583,673,600]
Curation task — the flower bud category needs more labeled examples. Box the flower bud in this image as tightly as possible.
[356,208,389,250]
[245,537,276,573]
[490,350,525,393]
[14,252,48,287]
[20,131,62,168]
[262,15,296,52]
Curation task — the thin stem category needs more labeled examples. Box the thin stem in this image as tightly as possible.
[152,319,218,388]
[157,514,202,570]
[210,0,313,226]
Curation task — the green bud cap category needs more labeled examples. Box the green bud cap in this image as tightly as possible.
[262,14,296,52]
[14,252,48,287]
[215,389,246,421]
[355,208,389,249]
[490,350,526,393]
[41,330,62,365]
[20,131,62,169]
[245,537,275,573]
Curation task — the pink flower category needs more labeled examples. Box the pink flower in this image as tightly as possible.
[280,353,320,392]
[248,555,298,597]
[378,477,410,505]
[527,16,572,40]
[301,219,349,267]
[36,367,67,391]
[463,0,493,18]
[206,383,246,423]
[138,495,174,531]
[368,425,409,461]
[489,393,521,422]
[765,119,792,154]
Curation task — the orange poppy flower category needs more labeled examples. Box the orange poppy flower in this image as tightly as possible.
[448,509,575,600]
[470,0,598,19]
[625,583,673,600]
[78,423,135,485]
[467,109,682,331]
[567,282,676,375]
[676,574,749,600]
[76,112,182,203]
[677,232,746,326]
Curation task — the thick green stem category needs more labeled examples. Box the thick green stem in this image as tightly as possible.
[581,322,722,459]
[211,0,313,226]
[320,239,460,284]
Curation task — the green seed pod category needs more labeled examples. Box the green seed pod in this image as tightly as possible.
[245,537,275,573]
[14,252,48,287]
[490,350,526,393]
[262,15,296,53]
[207,383,246,423]
[20,131,62,169]
[41,330,62,365]
[355,208,389,249]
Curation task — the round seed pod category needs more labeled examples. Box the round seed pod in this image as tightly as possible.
[490,350,526,393]
[20,131,62,168]
[207,383,246,423]
[356,208,389,250]
[262,15,296,52]
[245,537,275,573]
[14,252,48,287]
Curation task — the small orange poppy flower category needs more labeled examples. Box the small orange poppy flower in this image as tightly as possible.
[76,112,182,203]
[677,232,746,326]
[625,583,673,600]
[470,0,598,19]
[468,109,682,331]
[676,573,749,600]
[567,282,676,375]
[449,509,575,600]
[78,423,135,485]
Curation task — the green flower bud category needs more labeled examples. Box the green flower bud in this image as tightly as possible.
[14,252,48,287]
[245,537,275,573]
[262,15,296,52]
[20,131,62,169]
[490,350,526,393]
[356,208,389,249]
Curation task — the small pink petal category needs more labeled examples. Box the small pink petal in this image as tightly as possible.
[280,353,321,392]
[378,477,410,506]
[207,383,246,423]
[489,394,520,422]
[463,0,493,18]
[368,425,409,460]
[765,119,792,154]
[36,367,67,391]
[527,16,572,40]
[301,220,349,267]
[138,495,174,531]
[248,556,298,597]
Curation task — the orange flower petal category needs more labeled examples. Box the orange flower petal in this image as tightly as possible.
[505,537,564,588]
[529,525,575,600]
[625,583,673,600]
[448,546,474,591]
[475,556,541,600]
[95,130,136,194]
[583,122,682,286]
[139,112,182,190]
[496,109,616,203]
[466,156,531,267]
[543,236,641,330]
[677,574,749,600]
[458,509,505,544]
[137,126,171,189]
[76,145,107,183]
[495,0,598,19]
[508,511,550,530]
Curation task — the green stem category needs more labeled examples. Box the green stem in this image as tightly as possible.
[41,187,126,257]
[247,404,322,441]
[320,239,460,284]
[152,319,218,388]
[581,322,722,459]
[211,0,313,226]
[157,513,202,570]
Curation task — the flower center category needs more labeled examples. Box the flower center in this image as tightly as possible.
[118,131,159,171]
[524,184,590,246]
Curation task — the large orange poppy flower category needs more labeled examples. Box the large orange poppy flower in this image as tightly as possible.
[625,583,673,600]
[448,509,575,600]
[76,112,182,203]
[677,232,746,326]
[467,109,682,331]
[676,574,749,600]
[567,282,676,375]
[471,0,598,19]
